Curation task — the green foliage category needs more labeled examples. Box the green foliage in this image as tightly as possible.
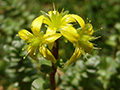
[0,0,120,90]
[0,0,35,58]
[31,76,50,90]
[59,56,103,90]
[3,38,38,90]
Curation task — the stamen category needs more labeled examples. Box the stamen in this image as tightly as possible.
[91,36,101,40]
[16,34,19,36]
[94,47,102,50]
[33,53,36,55]
[89,20,91,23]
[86,18,89,23]
[40,10,49,17]
[93,43,97,46]
[82,50,88,60]
[22,45,29,51]
[87,18,89,21]
[62,10,69,16]
[61,8,64,13]
[53,2,56,11]
[23,48,31,59]
[23,57,26,59]
[94,27,103,32]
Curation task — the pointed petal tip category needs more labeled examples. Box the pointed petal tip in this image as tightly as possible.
[66,47,82,66]
[31,15,44,36]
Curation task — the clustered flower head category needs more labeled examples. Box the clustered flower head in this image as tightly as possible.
[18,6,99,66]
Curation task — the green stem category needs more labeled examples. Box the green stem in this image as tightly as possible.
[49,40,59,90]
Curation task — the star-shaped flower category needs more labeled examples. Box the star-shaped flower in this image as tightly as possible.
[61,22,98,65]
[36,9,86,49]
[18,15,61,63]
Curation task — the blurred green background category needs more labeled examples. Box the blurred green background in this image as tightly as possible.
[0,0,120,90]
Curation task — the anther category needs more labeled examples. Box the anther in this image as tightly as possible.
[22,48,24,51]
[87,18,89,20]
[16,34,19,36]
[23,49,31,59]
[33,53,36,55]
[89,20,91,23]
[23,57,26,59]
[98,36,101,38]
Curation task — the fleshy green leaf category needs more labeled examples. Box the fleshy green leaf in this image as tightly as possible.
[40,64,53,74]
[31,77,50,90]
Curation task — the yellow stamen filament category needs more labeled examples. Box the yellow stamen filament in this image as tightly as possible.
[23,49,31,59]
[94,27,103,32]
[22,45,29,51]
[94,47,102,50]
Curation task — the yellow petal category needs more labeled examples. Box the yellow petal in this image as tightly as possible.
[61,14,76,24]
[43,33,61,44]
[43,17,51,25]
[39,46,56,63]
[31,15,44,36]
[61,26,79,43]
[81,23,94,35]
[70,14,85,28]
[48,42,54,50]
[87,23,94,35]
[46,27,56,35]
[67,47,82,66]
[18,29,34,41]
[27,46,37,60]
[80,41,94,53]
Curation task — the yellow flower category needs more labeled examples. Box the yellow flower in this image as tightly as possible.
[18,15,61,63]
[38,9,86,49]
[62,22,97,66]
[39,9,97,65]
[42,9,85,34]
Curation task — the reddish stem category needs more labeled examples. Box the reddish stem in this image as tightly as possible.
[49,40,59,90]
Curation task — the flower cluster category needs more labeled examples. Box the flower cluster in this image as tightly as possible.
[18,8,98,66]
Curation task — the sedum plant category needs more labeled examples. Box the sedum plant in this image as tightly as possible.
[17,5,99,90]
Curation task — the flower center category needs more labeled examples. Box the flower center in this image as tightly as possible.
[49,12,63,29]
[28,36,43,47]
